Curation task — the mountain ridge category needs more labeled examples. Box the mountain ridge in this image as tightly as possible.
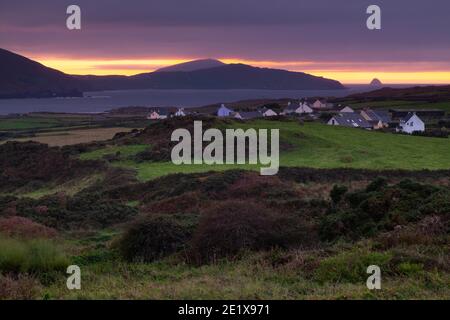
[155,59,225,72]
[0,48,345,98]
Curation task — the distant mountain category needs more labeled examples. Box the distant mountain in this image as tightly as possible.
[84,64,345,91]
[0,48,86,99]
[370,78,383,86]
[0,48,345,98]
[155,59,225,72]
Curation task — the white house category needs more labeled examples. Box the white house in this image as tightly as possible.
[174,108,186,117]
[296,102,314,114]
[398,113,425,134]
[217,104,234,117]
[147,109,169,120]
[340,106,355,113]
[327,113,372,129]
[260,107,278,117]
[312,99,328,109]
[283,101,314,115]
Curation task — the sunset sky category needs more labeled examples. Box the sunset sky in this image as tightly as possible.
[1,0,450,84]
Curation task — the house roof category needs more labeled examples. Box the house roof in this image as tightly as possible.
[236,111,262,119]
[218,104,234,112]
[340,106,355,113]
[401,112,420,123]
[286,102,299,111]
[332,113,372,128]
[363,109,391,123]
[150,108,169,115]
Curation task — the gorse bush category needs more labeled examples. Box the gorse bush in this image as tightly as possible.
[0,216,57,239]
[118,214,198,262]
[330,185,348,204]
[0,237,69,273]
[5,192,138,230]
[320,179,448,241]
[189,200,310,264]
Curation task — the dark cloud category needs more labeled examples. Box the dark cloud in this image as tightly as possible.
[1,0,449,64]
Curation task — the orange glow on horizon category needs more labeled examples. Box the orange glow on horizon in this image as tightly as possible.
[31,56,450,85]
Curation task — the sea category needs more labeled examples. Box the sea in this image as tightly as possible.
[0,85,410,115]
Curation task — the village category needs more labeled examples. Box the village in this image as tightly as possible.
[145,98,449,136]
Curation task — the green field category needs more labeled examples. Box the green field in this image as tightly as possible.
[88,121,450,180]
[346,100,450,112]
[79,144,149,160]
[0,117,62,130]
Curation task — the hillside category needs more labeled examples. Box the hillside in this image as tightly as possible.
[79,64,345,91]
[0,118,449,300]
[75,119,450,181]
[334,85,450,111]
[0,49,87,99]
[0,48,345,98]
[155,59,225,72]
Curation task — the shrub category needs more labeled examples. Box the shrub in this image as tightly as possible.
[13,192,138,230]
[0,274,42,299]
[0,237,69,273]
[330,185,348,204]
[118,214,198,262]
[189,200,311,264]
[320,179,445,241]
[365,177,388,192]
[314,248,392,283]
[0,216,57,239]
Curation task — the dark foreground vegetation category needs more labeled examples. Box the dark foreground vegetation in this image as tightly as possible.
[0,122,449,299]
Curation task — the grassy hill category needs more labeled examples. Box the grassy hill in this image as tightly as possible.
[78,120,450,180]
[335,85,450,112]
[1,118,449,300]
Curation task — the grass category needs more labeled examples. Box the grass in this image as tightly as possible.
[0,237,69,274]
[20,174,104,199]
[38,246,449,300]
[347,100,450,112]
[6,127,135,147]
[79,144,149,160]
[108,121,450,181]
[0,117,62,130]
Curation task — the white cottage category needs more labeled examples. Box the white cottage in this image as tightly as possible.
[296,102,314,114]
[174,108,186,117]
[147,109,169,120]
[340,106,355,113]
[312,99,328,109]
[261,107,277,117]
[283,101,314,115]
[217,104,234,117]
[398,113,425,134]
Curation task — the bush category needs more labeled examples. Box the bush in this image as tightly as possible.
[0,216,57,239]
[189,200,311,264]
[330,185,348,204]
[0,274,42,299]
[0,237,69,273]
[314,248,392,283]
[320,179,445,241]
[118,214,198,262]
[365,177,388,192]
[13,192,138,230]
